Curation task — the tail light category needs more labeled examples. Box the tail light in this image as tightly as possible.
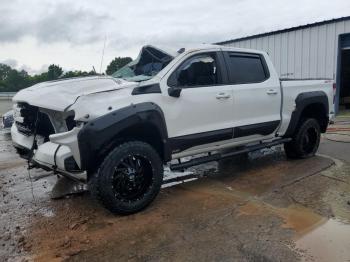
[333,83,336,104]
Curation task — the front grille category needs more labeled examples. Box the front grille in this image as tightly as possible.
[15,103,55,141]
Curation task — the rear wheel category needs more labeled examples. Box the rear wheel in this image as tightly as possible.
[284,118,321,159]
[89,141,163,215]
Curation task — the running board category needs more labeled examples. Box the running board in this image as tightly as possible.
[170,138,292,171]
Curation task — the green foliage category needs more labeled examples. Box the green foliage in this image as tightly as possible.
[47,64,63,80]
[106,57,132,75]
[61,70,97,79]
[0,64,12,81]
[0,63,97,92]
[6,70,30,91]
[0,55,132,92]
[0,64,31,92]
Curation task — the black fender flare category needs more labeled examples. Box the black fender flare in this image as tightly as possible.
[284,91,329,137]
[77,102,170,171]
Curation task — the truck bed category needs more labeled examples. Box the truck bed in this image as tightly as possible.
[278,79,334,136]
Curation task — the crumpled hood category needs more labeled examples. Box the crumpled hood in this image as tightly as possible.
[13,76,138,111]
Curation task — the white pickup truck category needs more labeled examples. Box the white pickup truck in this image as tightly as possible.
[11,44,334,214]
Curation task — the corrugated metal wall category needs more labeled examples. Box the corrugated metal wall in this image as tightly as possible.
[223,19,350,79]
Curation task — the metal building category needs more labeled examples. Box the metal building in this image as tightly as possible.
[217,16,350,113]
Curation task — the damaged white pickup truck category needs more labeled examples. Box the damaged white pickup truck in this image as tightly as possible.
[11,44,335,214]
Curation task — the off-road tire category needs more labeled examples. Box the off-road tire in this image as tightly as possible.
[89,141,163,215]
[284,118,321,159]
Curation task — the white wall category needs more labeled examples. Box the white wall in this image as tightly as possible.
[224,19,350,79]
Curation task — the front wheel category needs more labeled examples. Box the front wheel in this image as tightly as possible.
[284,118,321,159]
[89,141,163,215]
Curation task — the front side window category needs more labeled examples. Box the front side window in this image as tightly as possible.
[226,53,268,84]
[170,53,221,88]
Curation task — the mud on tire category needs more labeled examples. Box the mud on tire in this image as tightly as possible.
[89,141,163,215]
[284,118,321,159]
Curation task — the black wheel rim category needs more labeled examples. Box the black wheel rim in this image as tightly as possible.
[112,155,153,202]
[302,127,318,154]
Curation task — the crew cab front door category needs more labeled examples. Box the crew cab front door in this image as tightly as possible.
[161,51,235,154]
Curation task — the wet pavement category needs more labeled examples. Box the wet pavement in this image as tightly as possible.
[296,218,350,262]
[0,118,350,262]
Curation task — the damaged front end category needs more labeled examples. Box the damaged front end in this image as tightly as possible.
[10,45,177,182]
[11,102,86,182]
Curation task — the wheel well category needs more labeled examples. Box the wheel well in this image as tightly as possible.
[300,103,328,132]
[117,123,165,159]
[88,123,165,174]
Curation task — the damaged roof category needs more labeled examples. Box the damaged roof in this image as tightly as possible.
[148,43,224,57]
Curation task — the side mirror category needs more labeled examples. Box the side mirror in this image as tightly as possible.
[168,87,182,97]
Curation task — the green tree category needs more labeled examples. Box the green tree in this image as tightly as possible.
[47,64,63,80]
[106,57,132,75]
[0,64,12,82]
[0,64,12,90]
[0,62,99,92]
[2,69,29,91]
[28,72,48,85]
[62,70,97,79]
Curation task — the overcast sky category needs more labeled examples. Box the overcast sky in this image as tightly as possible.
[0,0,349,74]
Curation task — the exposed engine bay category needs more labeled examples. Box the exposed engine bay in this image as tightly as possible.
[14,103,75,141]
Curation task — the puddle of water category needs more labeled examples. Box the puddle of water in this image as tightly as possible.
[162,178,198,188]
[163,166,193,181]
[296,219,350,262]
[238,202,327,236]
[277,205,325,235]
[237,202,350,261]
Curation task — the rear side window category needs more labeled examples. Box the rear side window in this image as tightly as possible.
[225,52,269,84]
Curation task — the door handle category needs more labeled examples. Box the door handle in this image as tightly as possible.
[216,92,231,99]
[266,89,278,95]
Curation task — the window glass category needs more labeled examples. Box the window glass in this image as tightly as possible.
[175,54,219,87]
[226,53,267,84]
[112,46,173,82]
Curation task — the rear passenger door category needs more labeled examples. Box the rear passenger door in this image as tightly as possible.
[223,51,281,140]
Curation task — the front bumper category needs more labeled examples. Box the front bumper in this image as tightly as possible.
[11,124,86,181]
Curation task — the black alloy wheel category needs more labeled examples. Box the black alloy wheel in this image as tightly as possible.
[89,141,163,215]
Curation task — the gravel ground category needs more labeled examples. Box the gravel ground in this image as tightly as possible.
[0,118,350,262]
